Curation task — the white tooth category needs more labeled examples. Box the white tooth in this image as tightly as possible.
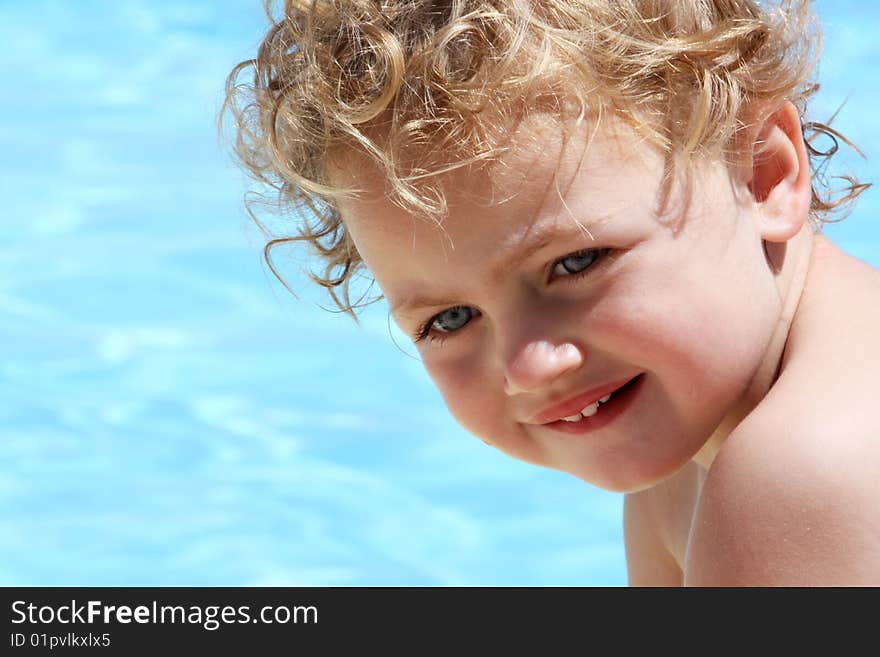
[562,414,583,422]
[598,394,611,404]
[580,402,600,417]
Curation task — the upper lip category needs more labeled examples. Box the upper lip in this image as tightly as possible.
[529,376,637,425]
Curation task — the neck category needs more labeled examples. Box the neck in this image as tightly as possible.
[691,225,816,471]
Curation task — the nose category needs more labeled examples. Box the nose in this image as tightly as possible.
[503,339,585,395]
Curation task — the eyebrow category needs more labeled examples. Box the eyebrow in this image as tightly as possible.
[389,218,601,316]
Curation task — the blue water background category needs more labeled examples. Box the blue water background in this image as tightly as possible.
[1,1,877,585]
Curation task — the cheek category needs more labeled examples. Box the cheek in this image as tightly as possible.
[589,262,778,399]
[424,356,544,466]
[422,356,501,437]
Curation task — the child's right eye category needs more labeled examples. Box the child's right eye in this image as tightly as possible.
[415,305,479,342]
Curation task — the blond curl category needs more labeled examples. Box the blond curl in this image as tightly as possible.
[222,0,870,316]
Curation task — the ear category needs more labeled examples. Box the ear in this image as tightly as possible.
[745,101,812,242]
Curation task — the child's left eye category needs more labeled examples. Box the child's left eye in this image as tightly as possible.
[551,248,606,278]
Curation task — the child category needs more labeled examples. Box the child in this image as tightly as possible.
[224,1,878,585]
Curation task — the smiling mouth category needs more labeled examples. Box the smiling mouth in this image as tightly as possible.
[545,373,644,432]
[560,391,615,422]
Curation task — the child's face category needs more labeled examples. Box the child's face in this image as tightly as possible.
[335,115,785,492]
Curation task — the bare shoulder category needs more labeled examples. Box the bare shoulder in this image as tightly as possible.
[686,235,880,585]
[805,235,880,333]
[684,407,880,585]
[685,233,880,585]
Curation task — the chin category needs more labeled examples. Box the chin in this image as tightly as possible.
[568,454,690,493]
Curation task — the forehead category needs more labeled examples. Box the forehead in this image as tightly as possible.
[334,111,657,227]
[331,113,665,303]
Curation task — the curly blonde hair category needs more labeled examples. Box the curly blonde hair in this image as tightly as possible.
[223,0,869,316]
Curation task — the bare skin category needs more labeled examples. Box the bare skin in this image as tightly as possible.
[336,102,880,585]
[626,234,880,585]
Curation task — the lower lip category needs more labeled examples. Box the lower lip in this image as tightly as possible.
[543,374,644,435]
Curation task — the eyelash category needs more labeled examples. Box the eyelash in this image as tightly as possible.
[412,248,612,345]
[413,307,474,345]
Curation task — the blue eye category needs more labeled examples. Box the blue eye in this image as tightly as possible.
[415,305,478,342]
[431,305,475,333]
[552,249,603,277]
